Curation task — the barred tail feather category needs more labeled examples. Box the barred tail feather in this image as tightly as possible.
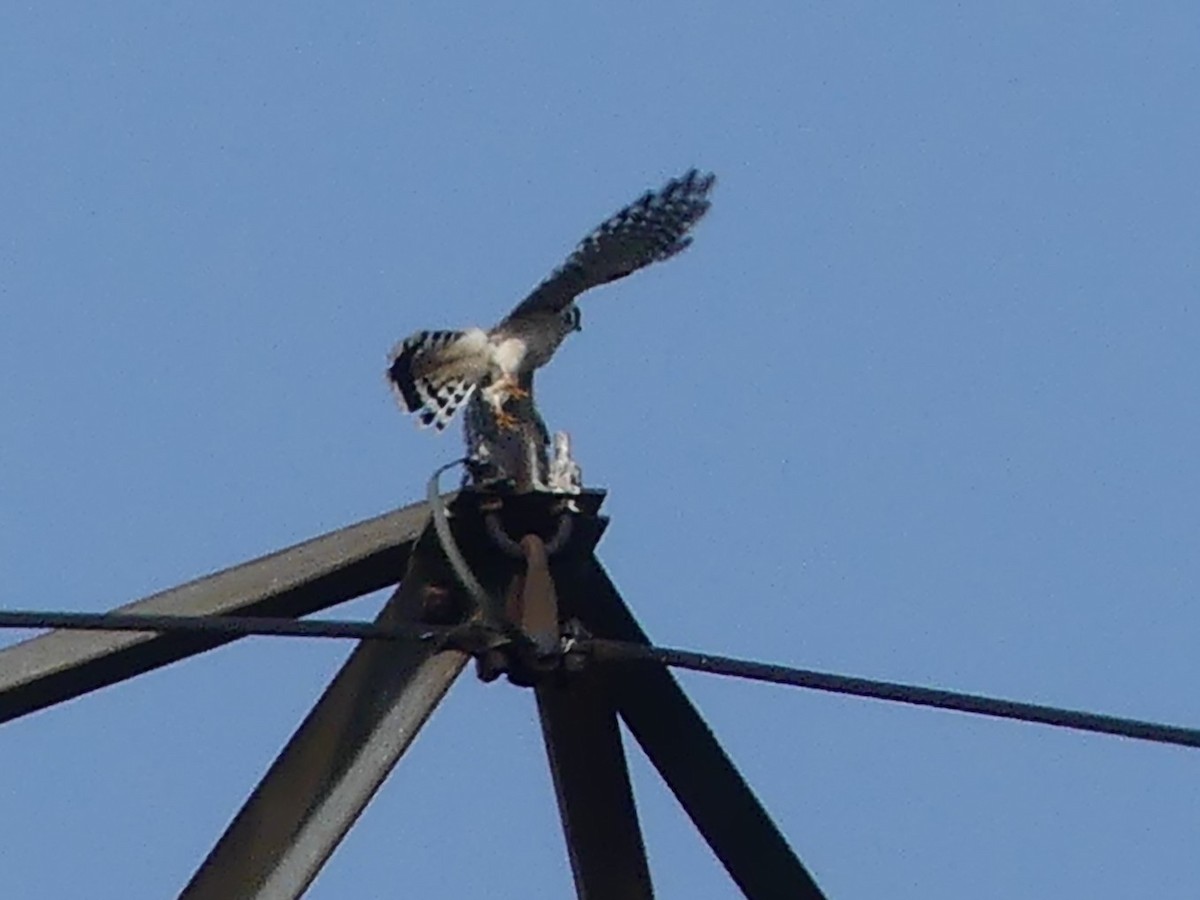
[413,375,477,431]
[386,328,489,431]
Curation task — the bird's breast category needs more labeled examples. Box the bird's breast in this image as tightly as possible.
[489,335,528,375]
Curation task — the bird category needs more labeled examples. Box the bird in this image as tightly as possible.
[386,168,716,432]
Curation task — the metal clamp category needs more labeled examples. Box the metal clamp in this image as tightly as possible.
[475,528,570,687]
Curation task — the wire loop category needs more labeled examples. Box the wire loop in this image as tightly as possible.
[425,459,504,627]
[483,511,573,558]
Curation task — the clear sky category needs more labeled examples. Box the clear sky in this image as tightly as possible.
[2,4,1198,898]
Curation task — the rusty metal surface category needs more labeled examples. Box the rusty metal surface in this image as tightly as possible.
[537,672,654,900]
[515,534,559,655]
[565,558,827,900]
[177,524,473,900]
[489,532,562,686]
[0,500,436,725]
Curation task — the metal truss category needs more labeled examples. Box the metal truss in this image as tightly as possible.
[0,489,824,900]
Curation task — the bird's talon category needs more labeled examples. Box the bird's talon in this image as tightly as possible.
[494,409,520,431]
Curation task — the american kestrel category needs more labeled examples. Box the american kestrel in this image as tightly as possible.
[387,168,716,431]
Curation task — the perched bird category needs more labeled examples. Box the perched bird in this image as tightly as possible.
[387,168,716,431]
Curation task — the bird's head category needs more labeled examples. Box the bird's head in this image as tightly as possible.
[561,304,583,333]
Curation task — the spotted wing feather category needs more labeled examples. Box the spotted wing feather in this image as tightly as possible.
[501,168,716,324]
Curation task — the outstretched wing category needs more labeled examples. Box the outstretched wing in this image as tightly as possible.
[500,168,715,324]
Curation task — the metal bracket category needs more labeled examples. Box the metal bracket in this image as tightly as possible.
[476,528,565,686]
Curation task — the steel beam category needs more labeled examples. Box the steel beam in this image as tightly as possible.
[569,559,826,900]
[178,524,472,900]
[516,523,652,896]
[0,500,434,725]
[537,673,654,899]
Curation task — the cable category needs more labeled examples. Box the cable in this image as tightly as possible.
[426,459,504,626]
[2,609,1196,751]
[584,639,1200,750]
[0,610,453,643]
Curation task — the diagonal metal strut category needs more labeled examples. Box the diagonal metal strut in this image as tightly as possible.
[178,524,474,900]
[3,486,819,900]
[565,558,827,900]
[0,500,435,725]
[538,673,654,899]
[178,491,607,900]
[518,529,654,898]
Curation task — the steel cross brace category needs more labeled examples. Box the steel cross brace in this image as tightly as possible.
[0,488,822,899]
[478,504,655,899]
[443,501,825,900]
[566,559,827,900]
[166,489,626,899]
[178,521,473,899]
[0,500,437,725]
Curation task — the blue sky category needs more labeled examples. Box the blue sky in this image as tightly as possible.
[2,3,1198,897]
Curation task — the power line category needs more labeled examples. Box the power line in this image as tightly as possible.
[586,639,1200,750]
[0,610,451,643]
[1,609,1197,750]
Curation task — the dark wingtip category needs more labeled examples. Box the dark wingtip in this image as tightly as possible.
[672,168,717,198]
[387,347,425,414]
